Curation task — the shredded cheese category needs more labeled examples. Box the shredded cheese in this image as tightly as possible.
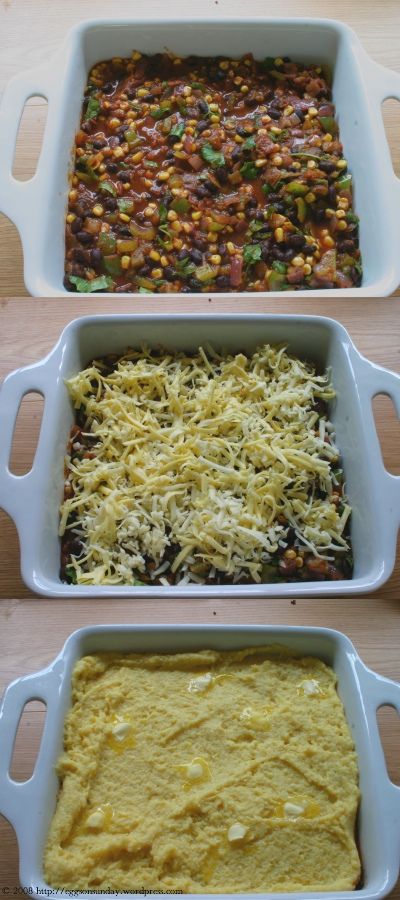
[60,344,351,585]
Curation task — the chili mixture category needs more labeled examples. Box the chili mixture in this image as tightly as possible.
[64,52,362,294]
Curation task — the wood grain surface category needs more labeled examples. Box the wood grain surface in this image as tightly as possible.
[0,0,400,895]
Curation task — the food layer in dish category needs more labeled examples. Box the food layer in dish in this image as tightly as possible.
[43,647,361,892]
[64,52,361,294]
[60,344,353,586]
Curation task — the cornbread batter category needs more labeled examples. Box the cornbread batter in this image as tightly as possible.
[44,647,361,892]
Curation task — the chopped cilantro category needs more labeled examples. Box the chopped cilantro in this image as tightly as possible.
[84,96,100,121]
[169,122,185,140]
[99,180,117,197]
[243,244,262,266]
[151,105,171,120]
[138,287,153,294]
[68,275,113,294]
[201,143,225,168]
[240,161,258,180]
[242,135,256,151]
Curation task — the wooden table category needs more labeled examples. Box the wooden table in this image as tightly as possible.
[0,0,400,895]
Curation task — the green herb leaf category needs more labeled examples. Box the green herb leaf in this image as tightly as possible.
[133,577,146,585]
[319,116,338,136]
[117,198,134,214]
[99,180,117,197]
[125,130,143,147]
[262,57,276,70]
[191,81,205,91]
[151,105,171,120]
[242,135,256,150]
[103,255,122,277]
[240,161,258,180]
[171,197,190,214]
[248,220,267,235]
[272,260,287,274]
[84,97,100,121]
[68,275,113,293]
[169,122,185,140]
[243,244,262,267]
[175,256,196,277]
[201,143,225,168]
[262,183,273,195]
[65,565,77,584]
[159,202,168,224]
[346,212,359,225]
[138,287,153,294]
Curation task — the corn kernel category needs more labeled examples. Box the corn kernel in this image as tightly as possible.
[173,57,182,65]
[303,263,312,275]
[219,60,230,70]
[92,204,104,217]
[167,210,178,221]
[149,249,161,262]
[255,158,267,168]
[237,212,245,220]
[227,242,235,255]
[207,232,216,242]
[323,235,335,248]
[208,243,217,253]
[283,105,294,116]
[285,549,296,559]
[274,57,284,66]
[158,171,170,181]
[173,237,183,249]
[191,211,202,221]
[323,133,333,144]
[305,192,316,203]
[292,255,304,267]
[182,86,192,97]
[307,160,317,169]
[337,220,348,230]
[131,51,142,61]
[295,556,304,568]
[131,150,144,163]
[325,208,335,218]
[113,146,125,159]
[210,254,221,265]
[151,268,163,278]
[121,255,131,270]
[68,189,78,202]
[182,222,192,233]
[171,220,182,232]
[137,88,148,97]
[123,182,130,190]
[270,126,282,135]
[210,115,220,124]
[336,159,348,169]
[240,85,249,94]
[338,198,349,210]
[308,107,318,117]
[274,227,284,242]
[234,134,244,144]
[272,155,283,166]
[160,255,168,267]
[66,213,75,223]
[109,117,121,129]
[336,209,346,219]
[233,76,243,85]
[119,212,130,223]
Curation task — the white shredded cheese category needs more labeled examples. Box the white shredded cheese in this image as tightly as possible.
[60,344,351,585]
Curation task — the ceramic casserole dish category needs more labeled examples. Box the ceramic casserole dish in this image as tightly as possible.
[0,17,400,298]
[0,313,399,599]
[0,623,399,899]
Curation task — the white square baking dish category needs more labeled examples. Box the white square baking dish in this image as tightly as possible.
[0,624,399,899]
[0,17,400,298]
[0,313,399,598]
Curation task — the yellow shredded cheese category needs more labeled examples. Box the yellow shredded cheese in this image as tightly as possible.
[60,344,351,585]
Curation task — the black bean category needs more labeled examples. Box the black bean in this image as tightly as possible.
[188,278,202,292]
[261,241,271,262]
[274,202,286,215]
[237,126,250,137]
[76,231,93,245]
[93,138,107,150]
[90,249,103,270]
[203,179,218,195]
[177,249,189,260]
[218,243,227,256]
[294,106,305,122]
[216,275,230,288]
[247,197,257,209]
[144,93,155,102]
[193,237,207,251]
[190,248,203,264]
[198,99,209,114]
[103,82,115,95]
[72,248,90,264]
[106,162,119,174]
[319,159,336,174]
[164,266,176,281]
[195,185,209,198]
[75,203,91,218]
[116,124,129,135]
[104,197,118,211]
[282,56,291,63]
[338,239,356,253]
[268,107,281,120]
[255,210,264,221]
[312,208,326,223]
[287,233,306,250]
[196,120,209,133]
[215,166,228,183]
[117,169,131,181]
[165,149,175,159]
[70,217,83,234]
[117,226,131,237]
[136,212,145,223]
[328,185,337,204]
[231,147,242,162]
[271,246,286,261]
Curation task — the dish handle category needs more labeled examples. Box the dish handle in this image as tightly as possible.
[359,664,400,858]
[0,665,59,829]
[0,62,53,236]
[367,60,400,192]
[357,356,400,525]
[0,362,50,523]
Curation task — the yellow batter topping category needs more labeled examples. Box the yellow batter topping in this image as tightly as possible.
[44,647,361,893]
